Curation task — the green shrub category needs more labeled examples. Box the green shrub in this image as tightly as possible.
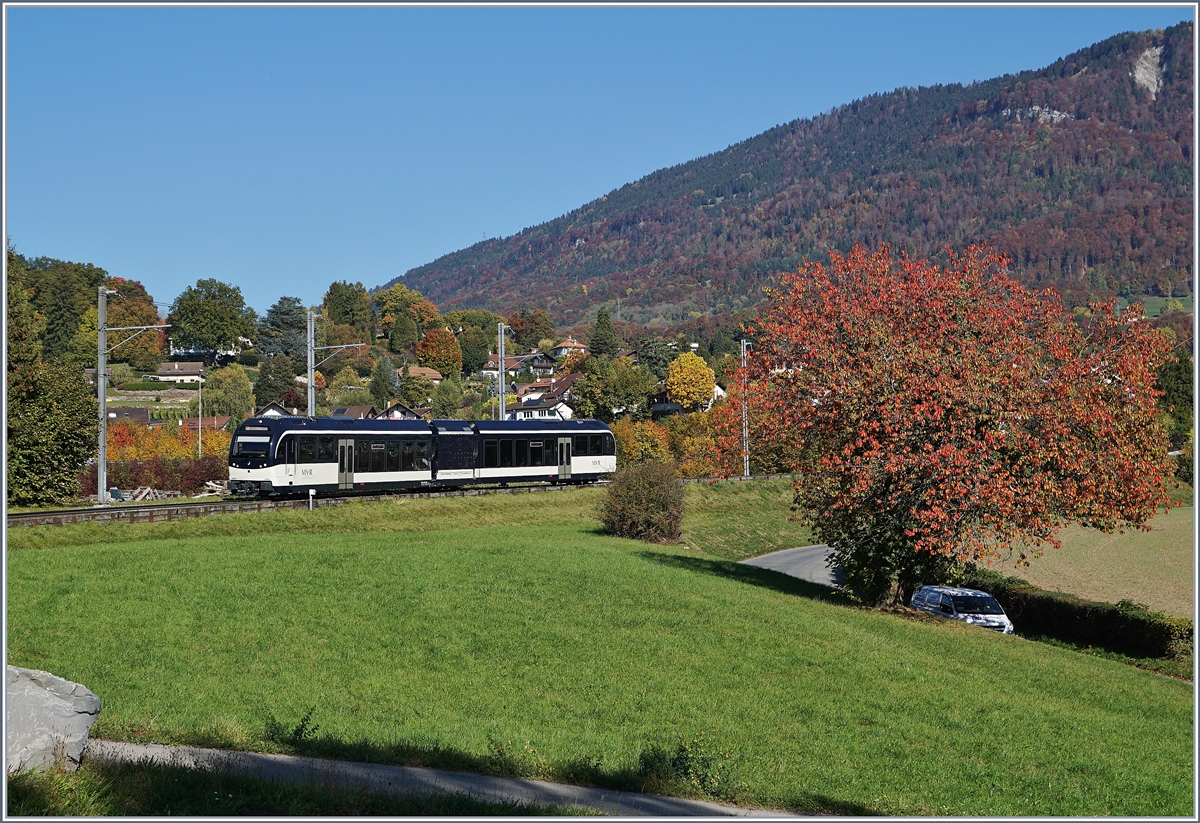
[599,460,684,543]
[1175,442,1193,486]
[964,566,1193,667]
[636,733,743,801]
[238,350,260,367]
[117,381,173,392]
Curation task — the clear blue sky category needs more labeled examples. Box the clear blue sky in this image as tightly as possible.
[4,4,1193,317]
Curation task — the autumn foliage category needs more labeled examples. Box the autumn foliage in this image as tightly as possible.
[415,328,463,377]
[720,244,1176,603]
[106,420,232,461]
[665,351,716,412]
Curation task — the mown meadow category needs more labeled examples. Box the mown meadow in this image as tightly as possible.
[6,481,1194,815]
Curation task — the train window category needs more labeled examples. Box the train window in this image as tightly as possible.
[356,439,370,473]
[402,440,415,471]
[500,439,513,468]
[515,440,529,467]
[416,440,430,471]
[530,440,543,467]
[370,441,386,473]
[483,440,498,468]
[545,439,556,461]
[386,441,400,472]
[299,437,316,463]
[574,435,587,455]
[233,436,270,458]
[318,437,335,462]
[589,434,602,455]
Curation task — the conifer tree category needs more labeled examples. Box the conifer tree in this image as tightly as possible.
[589,307,619,357]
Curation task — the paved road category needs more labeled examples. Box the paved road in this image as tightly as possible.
[85,740,798,817]
[739,545,841,588]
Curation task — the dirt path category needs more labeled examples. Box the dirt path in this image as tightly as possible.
[84,739,799,817]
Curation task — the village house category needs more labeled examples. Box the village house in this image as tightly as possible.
[330,405,378,419]
[379,401,423,420]
[551,338,588,359]
[508,373,581,421]
[481,352,556,380]
[155,361,206,384]
[108,407,152,425]
[396,366,443,384]
[255,402,302,418]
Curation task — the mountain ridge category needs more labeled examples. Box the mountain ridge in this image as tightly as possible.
[384,23,1193,329]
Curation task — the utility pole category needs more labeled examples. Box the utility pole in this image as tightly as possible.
[307,310,316,416]
[96,288,167,504]
[497,322,511,420]
[96,287,117,504]
[197,370,203,458]
[741,339,752,478]
[305,309,362,417]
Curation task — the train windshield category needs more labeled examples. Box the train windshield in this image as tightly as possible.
[233,436,271,458]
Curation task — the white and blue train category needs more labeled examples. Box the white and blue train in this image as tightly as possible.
[227,416,616,497]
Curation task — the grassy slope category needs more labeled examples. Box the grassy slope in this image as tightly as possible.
[680,479,815,561]
[6,487,1192,816]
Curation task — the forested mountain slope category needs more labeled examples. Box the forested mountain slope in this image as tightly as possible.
[387,23,1192,328]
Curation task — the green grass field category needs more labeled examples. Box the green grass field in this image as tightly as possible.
[6,483,1193,815]
[1119,293,1194,317]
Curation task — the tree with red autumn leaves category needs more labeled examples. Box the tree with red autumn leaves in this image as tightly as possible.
[718,244,1176,604]
[415,327,463,377]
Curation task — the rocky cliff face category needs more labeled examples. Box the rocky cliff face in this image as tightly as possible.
[1132,45,1164,98]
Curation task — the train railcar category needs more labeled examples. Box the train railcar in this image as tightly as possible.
[227,416,615,498]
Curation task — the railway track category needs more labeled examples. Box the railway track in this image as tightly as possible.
[6,473,794,529]
[5,482,602,529]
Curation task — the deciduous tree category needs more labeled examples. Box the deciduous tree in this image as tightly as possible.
[416,328,462,377]
[186,364,255,424]
[724,244,1176,604]
[398,364,435,408]
[666,351,715,411]
[104,278,164,372]
[169,279,257,354]
[326,365,371,408]
[458,326,491,374]
[1156,348,1194,447]
[373,283,425,332]
[6,360,98,505]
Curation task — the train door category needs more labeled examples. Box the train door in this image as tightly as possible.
[283,437,296,481]
[557,437,572,481]
[338,438,355,490]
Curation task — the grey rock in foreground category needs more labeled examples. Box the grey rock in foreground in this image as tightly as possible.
[85,740,798,816]
[6,666,102,774]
